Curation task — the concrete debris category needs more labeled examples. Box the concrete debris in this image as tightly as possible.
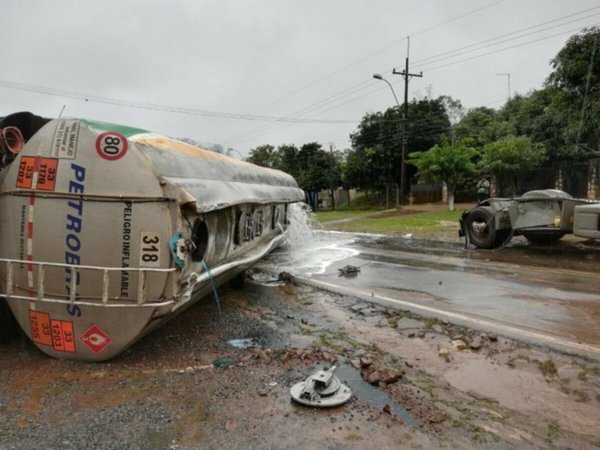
[432,324,444,334]
[377,318,389,328]
[468,337,482,350]
[438,348,450,358]
[359,356,374,369]
[451,339,467,350]
[363,367,403,386]
[394,318,423,330]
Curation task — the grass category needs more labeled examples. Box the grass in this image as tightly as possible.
[315,209,382,223]
[315,208,463,237]
[546,420,561,444]
[539,359,558,378]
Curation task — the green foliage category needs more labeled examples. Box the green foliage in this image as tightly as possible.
[246,28,600,200]
[454,107,500,148]
[547,26,600,154]
[316,209,462,237]
[247,144,279,168]
[480,135,546,195]
[348,97,453,192]
[408,97,452,154]
[538,359,558,378]
[408,138,477,192]
[295,142,336,192]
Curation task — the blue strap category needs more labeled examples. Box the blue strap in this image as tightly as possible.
[201,260,224,324]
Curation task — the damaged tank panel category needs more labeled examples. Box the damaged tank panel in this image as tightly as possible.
[0,112,305,361]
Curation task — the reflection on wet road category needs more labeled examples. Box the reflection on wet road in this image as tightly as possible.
[260,230,600,358]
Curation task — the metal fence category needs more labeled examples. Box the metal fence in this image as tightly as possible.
[451,159,599,203]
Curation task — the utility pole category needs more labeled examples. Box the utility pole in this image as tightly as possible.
[329,143,335,211]
[393,37,422,205]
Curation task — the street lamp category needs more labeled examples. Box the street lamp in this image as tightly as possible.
[372,74,401,109]
[373,74,402,207]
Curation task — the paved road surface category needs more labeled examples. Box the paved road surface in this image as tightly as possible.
[260,232,600,359]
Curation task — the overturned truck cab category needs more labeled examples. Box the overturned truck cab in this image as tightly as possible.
[459,189,600,249]
[0,112,305,361]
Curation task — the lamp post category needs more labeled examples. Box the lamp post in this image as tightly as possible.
[373,74,402,206]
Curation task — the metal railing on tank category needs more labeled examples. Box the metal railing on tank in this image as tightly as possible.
[0,258,177,308]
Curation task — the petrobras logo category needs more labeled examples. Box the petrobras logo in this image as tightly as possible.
[65,163,86,317]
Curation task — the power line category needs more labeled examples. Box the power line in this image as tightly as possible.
[226,17,599,147]
[0,80,357,124]
[299,20,598,120]
[421,23,600,73]
[227,0,505,119]
[414,9,600,69]
[218,1,507,144]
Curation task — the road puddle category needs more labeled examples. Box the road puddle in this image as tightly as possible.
[312,361,419,427]
[444,357,600,435]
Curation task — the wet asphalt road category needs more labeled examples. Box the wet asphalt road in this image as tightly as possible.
[260,232,600,359]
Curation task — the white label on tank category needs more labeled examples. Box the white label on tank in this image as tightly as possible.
[51,119,80,159]
[139,232,161,267]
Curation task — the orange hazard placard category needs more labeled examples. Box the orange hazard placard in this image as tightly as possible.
[16,157,58,191]
[17,157,35,189]
[37,158,58,191]
[29,310,52,346]
[51,319,75,352]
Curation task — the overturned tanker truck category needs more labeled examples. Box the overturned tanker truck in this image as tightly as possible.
[459,189,600,249]
[0,112,304,361]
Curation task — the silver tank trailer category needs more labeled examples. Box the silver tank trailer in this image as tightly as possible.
[0,112,305,361]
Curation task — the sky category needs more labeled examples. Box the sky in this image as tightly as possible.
[1,0,599,157]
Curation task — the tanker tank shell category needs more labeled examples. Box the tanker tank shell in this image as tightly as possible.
[0,112,305,361]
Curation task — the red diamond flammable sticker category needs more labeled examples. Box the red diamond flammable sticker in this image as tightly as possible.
[80,324,112,354]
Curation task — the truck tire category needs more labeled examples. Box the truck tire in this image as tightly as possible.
[465,207,511,249]
[522,231,565,245]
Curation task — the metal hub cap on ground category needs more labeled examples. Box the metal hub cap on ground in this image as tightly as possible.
[290,365,352,407]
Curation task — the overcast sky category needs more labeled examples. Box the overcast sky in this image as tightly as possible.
[1,0,599,156]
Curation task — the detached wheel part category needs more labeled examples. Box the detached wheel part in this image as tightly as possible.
[465,207,508,249]
[523,231,565,245]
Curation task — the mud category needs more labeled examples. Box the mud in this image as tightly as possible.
[2,278,599,449]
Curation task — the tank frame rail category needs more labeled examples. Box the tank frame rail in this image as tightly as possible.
[0,258,177,308]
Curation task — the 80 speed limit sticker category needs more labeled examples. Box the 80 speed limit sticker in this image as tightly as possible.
[95,131,128,161]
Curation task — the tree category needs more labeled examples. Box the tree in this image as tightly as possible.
[349,96,452,195]
[276,144,299,178]
[294,142,333,210]
[547,27,600,154]
[247,144,280,168]
[454,107,502,149]
[480,135,546,196]
[350,109,402,191]
[408,138,477,210]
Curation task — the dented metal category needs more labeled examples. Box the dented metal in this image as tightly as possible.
[0,112,304,361]
[460,189,600,249]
